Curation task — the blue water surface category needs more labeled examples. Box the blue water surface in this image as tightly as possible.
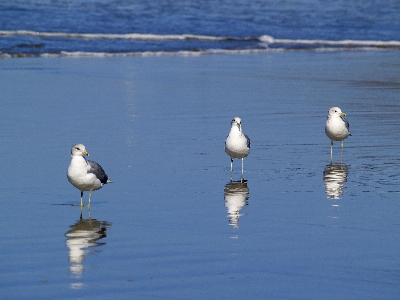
[0,1,400,299]
[1,0,400,56]
[0,50,399,299]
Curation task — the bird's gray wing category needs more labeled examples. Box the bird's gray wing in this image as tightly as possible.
[245,134,251,149]
[87,160,109,184]
[341,116,350,130]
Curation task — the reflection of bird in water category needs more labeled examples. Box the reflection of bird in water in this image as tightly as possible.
[323,163,349,199]
[225,117,251,177]
[224,180,249,229]
[65,209,112,278]
[67,144,113,208]
[325,107,351,163]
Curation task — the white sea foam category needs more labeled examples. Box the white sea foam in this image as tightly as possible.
[35,47,390,59]
[2,30,399,47]
[266,37,400,47]
[0,30,229,41]
[37,49,277,58]
[0,46,395,59]
[1,30,399,59]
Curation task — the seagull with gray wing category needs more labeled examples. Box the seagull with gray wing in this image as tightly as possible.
[225,117,250,176]
[67,144,112,208]
[325,107,351,162]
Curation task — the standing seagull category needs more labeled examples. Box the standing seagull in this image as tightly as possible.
[67,144,112,208]
[225,117,251,176]
[325,107,351,162]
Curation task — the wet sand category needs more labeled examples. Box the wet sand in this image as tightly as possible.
[1,51,400,299]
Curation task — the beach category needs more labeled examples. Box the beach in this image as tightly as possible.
[1,51,400,299]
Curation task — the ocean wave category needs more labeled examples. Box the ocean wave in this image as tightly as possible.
[0,30,254,41]
[1,30,400,58]
[259,35,400,47]
[2,30,400,47]
[1,46,397,59]
[1,49,278,58]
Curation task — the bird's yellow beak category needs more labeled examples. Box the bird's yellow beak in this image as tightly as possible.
[340,112,346,117]
[237,122,242,127]
[82,151,89,156]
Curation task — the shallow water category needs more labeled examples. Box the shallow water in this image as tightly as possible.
[0,51,400,299]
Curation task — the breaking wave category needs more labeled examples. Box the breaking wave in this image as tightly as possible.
[1,30,399,58]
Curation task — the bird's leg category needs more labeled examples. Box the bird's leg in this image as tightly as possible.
[230,158,233,173]
[88,191,92,210]
[330,140,333,163]
[241,158,244,176]
[340,141,344,164]
[79,206,83,219]
[80,191,84,207]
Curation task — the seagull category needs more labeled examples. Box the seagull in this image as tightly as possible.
[67,144,112,208]
[225,117,250,176]
[325,107,351,162]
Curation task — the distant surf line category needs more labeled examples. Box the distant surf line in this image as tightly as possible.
[1,30,400,48]
[0,30,254,41]
[1,47,398,59]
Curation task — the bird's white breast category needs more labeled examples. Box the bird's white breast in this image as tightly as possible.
[67,156,100,191]
[325,117,349,141]
[225,128,250,158]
